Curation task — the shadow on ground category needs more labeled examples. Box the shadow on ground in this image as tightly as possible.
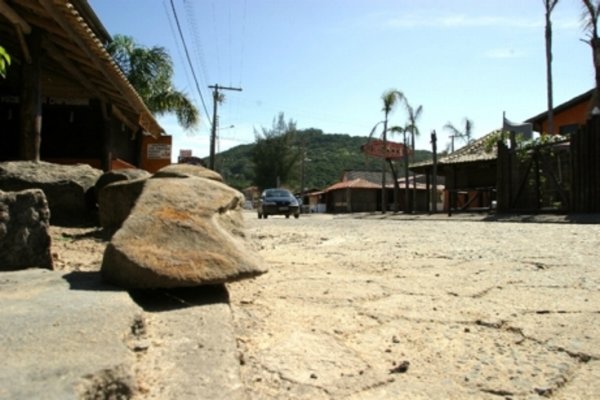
[62,272,230,311]
[129,285,230,312]
[62,271,121,292]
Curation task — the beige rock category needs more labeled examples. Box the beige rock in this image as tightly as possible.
[98,178,147,233]
[152,164,223,182]
[101,176,265,288]
[94,168,151,200]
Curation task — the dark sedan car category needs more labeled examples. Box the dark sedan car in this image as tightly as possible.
[257,188,300,219]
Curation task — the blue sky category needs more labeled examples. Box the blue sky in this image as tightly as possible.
[89,0,593,160]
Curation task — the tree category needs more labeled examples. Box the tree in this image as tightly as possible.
[387,125,406,212]
[544,0,560,134]
[106,35,199,129]
[252,113,300,190]
[404,99,423,212]
[581,0,600,116]
[380,89,404,213]
[443,118,474,152]
[0,46,10,78]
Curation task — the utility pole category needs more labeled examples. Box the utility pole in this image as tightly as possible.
[208,84,242,170]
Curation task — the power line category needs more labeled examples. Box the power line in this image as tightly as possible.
[211,2,221,82]
[168,0,212,126]
[162,0,205,130]
[183,0,210,89]
[239,0,247,88]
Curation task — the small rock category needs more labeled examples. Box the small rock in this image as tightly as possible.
[389,360,410,374]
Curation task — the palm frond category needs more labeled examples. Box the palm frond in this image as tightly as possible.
[150,90,199,129]
[368,121,384,139]
[581,0,600,37]
[381,89,404,114]
[464,118,474,142]
[387,126,404,137]
[443,122,461,136]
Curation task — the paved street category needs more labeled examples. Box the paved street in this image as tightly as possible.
[229,212,600,399]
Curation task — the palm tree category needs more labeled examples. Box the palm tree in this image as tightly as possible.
[581,0,600,116]
[544,0,560,134]
[373,124,404,212]
[444,118,474,152]
[404,100,423,212]
[380,89,404,213]
[107,35,199,129]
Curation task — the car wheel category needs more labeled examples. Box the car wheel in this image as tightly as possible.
[264,214,268,219]
[294,213,299,219]
[257,212,262,219]
[285,214,290,219]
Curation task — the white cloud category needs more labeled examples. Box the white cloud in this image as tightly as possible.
[484,48,526,59]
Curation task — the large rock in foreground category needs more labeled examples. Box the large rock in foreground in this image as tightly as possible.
[152,163,223,182]
[0,161,102,226]
[94,168,151,201]
[98,178,147,233]
[0,189,52,270]
[101,175,265,288]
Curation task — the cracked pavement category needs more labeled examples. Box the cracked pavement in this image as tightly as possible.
[229,212,600,399]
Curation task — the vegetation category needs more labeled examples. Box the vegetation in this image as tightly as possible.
[214,126,432,192]
[252,113,300,190]
[106,35,199,129]
[443,118,474,152]
[0,46,10,78]
[379,89,405,212]
[403,97,423,211]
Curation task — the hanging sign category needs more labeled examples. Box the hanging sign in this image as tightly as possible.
[147,143,171,159]
[361,139,410,160]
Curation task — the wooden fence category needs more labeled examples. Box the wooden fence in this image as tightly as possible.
[571,116,600,212]
[496,139,571,213]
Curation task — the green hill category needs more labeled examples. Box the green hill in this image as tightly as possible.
[212,128,433,191]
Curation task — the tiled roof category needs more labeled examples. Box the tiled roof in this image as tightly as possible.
[411,131,499,170]
[343,170,395,184]
[324,178,381,192]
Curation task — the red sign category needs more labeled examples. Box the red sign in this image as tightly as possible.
[179,149,193,158]
[361,139,410,160]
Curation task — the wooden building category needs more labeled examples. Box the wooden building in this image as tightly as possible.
[526,89,593,135]
[411,132,499,213]
[0,0,169,171]
[410,90,593,212]
[320,170,440,213]
[323,178,381,213]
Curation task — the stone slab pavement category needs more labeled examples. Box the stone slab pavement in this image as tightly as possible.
[0,269,244,399]
[229,211,600,399]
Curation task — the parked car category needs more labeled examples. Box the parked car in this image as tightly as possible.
[257,188,300,219]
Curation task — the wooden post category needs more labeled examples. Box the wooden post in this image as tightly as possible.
[431,130,438,213]
[535,149,541,210]
[101,102,113,171]
[425,172,431,213]
[19,28,42,161]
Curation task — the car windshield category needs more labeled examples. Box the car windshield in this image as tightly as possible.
[264,190,291,198]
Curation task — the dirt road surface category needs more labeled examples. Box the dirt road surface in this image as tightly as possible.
[229,212,600,399]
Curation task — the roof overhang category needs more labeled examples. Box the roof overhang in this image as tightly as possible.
[0,0,164,137]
